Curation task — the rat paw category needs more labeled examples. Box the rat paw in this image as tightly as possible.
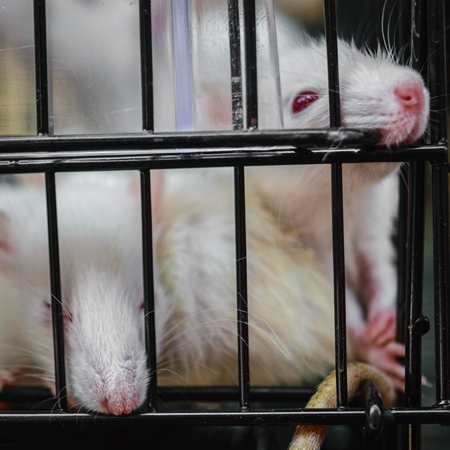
[367,308,398,347]
[365,340,406,391]
[350,314,406,391]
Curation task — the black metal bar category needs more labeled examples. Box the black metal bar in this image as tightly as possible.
[431,162,450,405]
[401,0,429,446]
[140,170,158,411]
[323,0,341,128]
[427,0,448,145]
[35,0,65,413]
[45,172,67,411]
[0,407,450,426]
[139,0,154,132]
[0,145,444,175]
[229,0,250,411]
[234,165,250,411]
[242,0,257,130]
[33,0,49,136]
[330,162,348,408]
[324,0,347,409]
[403,161,426,448]
[427,0,449,406]
[228,0,244,131]
[0,128,380,152]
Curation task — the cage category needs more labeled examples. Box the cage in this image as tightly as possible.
[0,0,448,449]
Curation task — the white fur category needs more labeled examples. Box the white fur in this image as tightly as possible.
[155,171,336,386]
[250,37,429,374]
[0,176,165,414]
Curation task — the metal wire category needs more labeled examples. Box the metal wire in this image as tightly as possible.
[323,0,348,409]
[33,0,67,412]
[140,169,158,411]
[139,0,154,133]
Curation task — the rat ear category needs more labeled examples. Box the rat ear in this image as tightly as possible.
[130,170,164,222]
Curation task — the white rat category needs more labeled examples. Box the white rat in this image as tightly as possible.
[151,38,430,391]
[153,169,337,387]
[249,36,430,391]
[0,174,167,415]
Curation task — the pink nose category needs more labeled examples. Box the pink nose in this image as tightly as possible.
[101,393,139,416]
[393,82,424,108]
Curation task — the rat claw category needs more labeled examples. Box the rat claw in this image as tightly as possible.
[386,341,406,358]
[368,309,397,347]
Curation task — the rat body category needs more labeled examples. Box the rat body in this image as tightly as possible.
[154,170,336,386]
[0,175,165,415]
[247,37,430,390]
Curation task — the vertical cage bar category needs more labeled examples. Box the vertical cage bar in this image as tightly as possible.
[323,0,341,128]
[427,0,448,143]
[139,0,154,132]
[228,0,244,131]
[234,165,250,411]
[229,0,250,410]
[33,0,49,135]
[35,0,67,411]
[428,0,449,403]
[140,169,158,411]
[45,172,67,411]
[243,0,258,130]
[324,0,347,408]
[403,161,426,449]
[431,162,450,404]
[401,0,428,445]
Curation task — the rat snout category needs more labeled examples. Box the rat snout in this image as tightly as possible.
[99,369,147,416]
[100,388,140,416]
[393,81,425,111]
[376,76,429,146]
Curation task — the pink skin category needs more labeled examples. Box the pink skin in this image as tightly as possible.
[377,81,427,146]
[350,309,406,391]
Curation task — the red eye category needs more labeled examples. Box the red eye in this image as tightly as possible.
[44,300,72,323]
[292,91,319,114]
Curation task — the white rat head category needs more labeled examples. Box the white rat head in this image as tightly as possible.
[281,38,430,146]
[0,176,164,415]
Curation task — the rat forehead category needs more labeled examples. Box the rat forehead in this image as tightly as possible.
[280,39,405,91]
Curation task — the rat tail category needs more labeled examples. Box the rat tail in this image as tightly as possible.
[288,362,396,450]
